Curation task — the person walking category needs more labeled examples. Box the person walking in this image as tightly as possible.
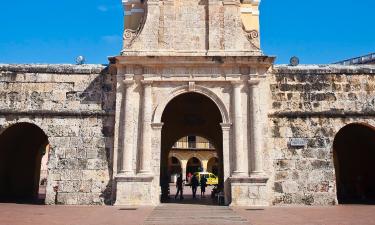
[175,174,184,200]
[191,174,199,199]
[200,175,207,198]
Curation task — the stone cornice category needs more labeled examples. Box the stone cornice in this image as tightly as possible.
[0,64,107,75]
[269,110,375,118]
[111,55,275,67]
[274,64,375,75]
[0,109,114,117]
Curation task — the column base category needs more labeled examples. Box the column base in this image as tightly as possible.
[229,176,269,207]
[231,171,248,177]
[250,171,267,178]
[113,175,156,206]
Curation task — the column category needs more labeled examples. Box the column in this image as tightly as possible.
[120,80,135,175]
[221,123,232,204]
[151,122,163,176]
[181,160,187,181]
[232,81,247,177]
[202,160,208,172]
[139,81,153,174]
[248,80,265,177]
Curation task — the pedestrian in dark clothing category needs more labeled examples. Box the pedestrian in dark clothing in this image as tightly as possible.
[191,174,199,199]
[175,174,184,200]
[200,176,207,198]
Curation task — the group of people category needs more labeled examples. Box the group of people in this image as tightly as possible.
[175,174,207,200]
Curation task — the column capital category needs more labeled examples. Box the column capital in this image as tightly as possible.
[123,80,135,85]
[220,123,232,131]
[141,80,153,86]
[231,80,244,86]
[248,79,260,86]
[151,122,164,130]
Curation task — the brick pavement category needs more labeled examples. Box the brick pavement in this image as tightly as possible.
[1,199,375,225]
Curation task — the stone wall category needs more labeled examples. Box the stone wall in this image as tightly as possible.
[0,64,116,205]
[269,65,375,205]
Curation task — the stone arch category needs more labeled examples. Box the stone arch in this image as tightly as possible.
[186,157,203,175]
[207,157,219,175]
[0,122,50,203]
[169,153,183,165]
[333,122,375,204]
[153,85,230,124]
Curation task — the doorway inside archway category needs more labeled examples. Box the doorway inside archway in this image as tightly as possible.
[333,123,375,204]
[186,157,202,178]
[160,92,224,204]
[0,123,49,204]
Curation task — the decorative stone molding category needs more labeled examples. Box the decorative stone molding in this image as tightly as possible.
[244,29,260,50]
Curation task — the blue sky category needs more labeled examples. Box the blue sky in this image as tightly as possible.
[0,0,374,64]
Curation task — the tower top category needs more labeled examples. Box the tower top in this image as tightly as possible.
[122,0,262,56]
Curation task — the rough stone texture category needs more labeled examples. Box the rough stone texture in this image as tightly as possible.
[268,64,375,206]
[122,0,261,56]
[1,63,375,206]
[0,64,116,205]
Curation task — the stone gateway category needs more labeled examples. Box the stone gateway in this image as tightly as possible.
[0,0,375,206]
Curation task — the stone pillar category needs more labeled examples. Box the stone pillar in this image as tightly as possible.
[181,160,187,181]
[120,80,135,175]
[139,81,153,174]
[221,123,232,205]
[232,81,246,177]
[248,80,265,177]
[202,160,208,172]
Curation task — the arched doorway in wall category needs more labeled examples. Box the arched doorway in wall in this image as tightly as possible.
[333,123,375,204]
[207,157,219,176]
[186,157,202,177]
[0,123,49,203]
[160,92,224,204]
[168,156,182,183]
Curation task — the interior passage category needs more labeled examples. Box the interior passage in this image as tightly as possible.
[334,123,375,204]
[160,92,224,204]
[0,123,48,203]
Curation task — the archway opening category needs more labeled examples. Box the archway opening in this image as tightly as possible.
[333,123,375,204]
[160,92,224,204]
[207,157,219,175]
[0,123,49,204]
[186,157,202,177]
[168,156,182,183]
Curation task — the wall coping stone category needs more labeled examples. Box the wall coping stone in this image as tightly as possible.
[274,64,375,75]
[0,64,108,75]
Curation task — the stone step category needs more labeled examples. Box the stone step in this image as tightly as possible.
[143,204,249,225]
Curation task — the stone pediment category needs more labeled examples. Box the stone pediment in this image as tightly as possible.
[121,0,262,56]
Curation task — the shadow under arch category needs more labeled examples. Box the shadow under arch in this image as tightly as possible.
[0,122,49,204]
[153,85,230,125]
[333,123,375,204]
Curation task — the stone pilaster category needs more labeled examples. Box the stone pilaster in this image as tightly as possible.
[120,80,136,175]
[139,81,153,174]
[248,79,265,177]
[232,81,247,177]
[221,123,232,205]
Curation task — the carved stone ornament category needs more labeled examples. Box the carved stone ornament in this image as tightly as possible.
[247,30,259,39]
[243,28,260,50]
[123,11,147,48]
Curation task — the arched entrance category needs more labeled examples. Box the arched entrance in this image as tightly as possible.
[207,157,219,175]
[160,92,224,203]
[333,123,375,204]
[0,123,49,203]
[186,157,202,177]
[168,156,182,183]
